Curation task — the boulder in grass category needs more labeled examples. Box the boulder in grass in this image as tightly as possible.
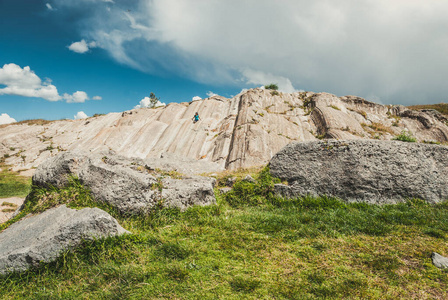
[270,140,448,204]
[0,205,129,275]
[32,151,217,215]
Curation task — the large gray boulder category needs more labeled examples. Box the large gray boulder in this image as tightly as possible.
[270,140,448,204]
[32,151,216,214]
[0,205,128,275]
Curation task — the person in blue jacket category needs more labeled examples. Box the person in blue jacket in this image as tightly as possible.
[192,112,201,123]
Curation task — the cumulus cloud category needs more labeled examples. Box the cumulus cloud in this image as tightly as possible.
[241,69,297,93]
[74,111,89,120]
[134,97,166,109]
[206,91,217,98]
[0,113,16,125]
[63,91,89,103]
[0,63,92,103]
[0,63,61,101]
[92,95,102,100]
[52,0,448,104]
[192,96,202,101]
[68,40,97,54]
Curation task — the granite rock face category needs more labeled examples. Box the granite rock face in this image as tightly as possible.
[270,140,448,204]
[33,151,217,214]
[2,89,448,172]
[0,205,128,275]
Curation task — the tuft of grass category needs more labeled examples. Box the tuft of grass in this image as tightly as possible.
[329,105,340,111]
[208,166,264,188]
[157,242,191,260]
[357,110,367,118]
[223,167,280,207]
[393,130,417,142]
[423,140,441,145]
[368,122,395,134]
[229,277,261,293]
[154,168,184,179]
[166,264,190,281]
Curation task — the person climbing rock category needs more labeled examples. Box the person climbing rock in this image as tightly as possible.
[192,112,201,123]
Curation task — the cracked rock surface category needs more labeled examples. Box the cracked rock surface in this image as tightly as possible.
[270,140,448,204]
[32,151,217,214]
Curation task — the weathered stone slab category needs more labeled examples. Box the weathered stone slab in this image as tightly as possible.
[270,140,448,204]
[0,205,128,275]
[33,151,216,214]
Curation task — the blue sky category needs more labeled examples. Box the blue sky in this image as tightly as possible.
[0,0,241,122]
[1,0,448,124]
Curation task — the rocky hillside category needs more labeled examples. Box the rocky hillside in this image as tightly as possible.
[1,88,448,172]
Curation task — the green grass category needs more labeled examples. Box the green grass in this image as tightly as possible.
[264,83,278,90]
[1,169,448,298]
[393,130,417,143]
[0,165,31,198]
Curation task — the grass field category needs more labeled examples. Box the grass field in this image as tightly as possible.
[0,164,31,198]
[1,169,448,299]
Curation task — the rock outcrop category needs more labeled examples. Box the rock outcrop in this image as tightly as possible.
[0,205,128,275]
[270,140,448,204]
[1,89,448,172]
[33,151,217,214]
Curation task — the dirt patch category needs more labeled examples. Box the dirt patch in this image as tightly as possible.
[19,169,35,177]
[0,197,25,224]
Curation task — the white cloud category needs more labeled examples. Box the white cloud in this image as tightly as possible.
[206,91,217,98]
[0,113,16,125]
[192,96,202,101]
[52,0,448,104]
[241,69,297,93]
[92,95,102,100]
[63,91,89,103]
[0,63,61,101]
[134,97,166,109]
[46,3,54,10]
[0,63,93,103]
[68,40,97,54]
[74,111,89,120]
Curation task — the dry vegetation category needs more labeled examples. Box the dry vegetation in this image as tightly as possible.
[0,119,57,129]
[408,103,448,116]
